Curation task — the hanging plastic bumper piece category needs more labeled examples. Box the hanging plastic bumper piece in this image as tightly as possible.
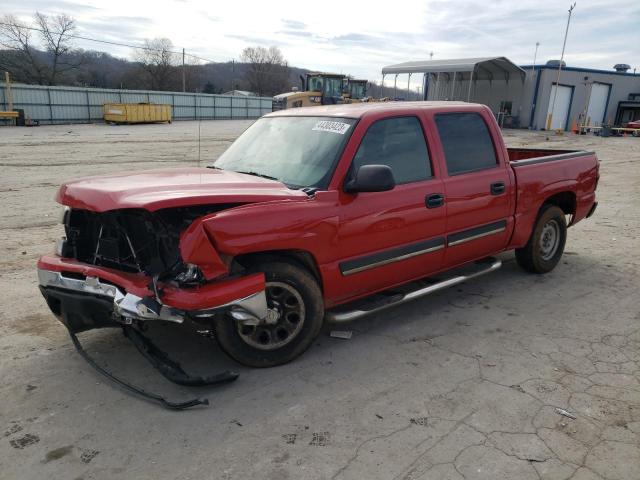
[38,262,268,410]
[67,327,237,410]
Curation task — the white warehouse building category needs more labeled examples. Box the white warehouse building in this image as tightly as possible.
[381,57,640,130]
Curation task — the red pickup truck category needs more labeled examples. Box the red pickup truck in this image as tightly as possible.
[38,102,599,379]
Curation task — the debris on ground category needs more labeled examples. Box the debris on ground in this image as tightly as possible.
[555,407,577,420]
[330,330,353,340]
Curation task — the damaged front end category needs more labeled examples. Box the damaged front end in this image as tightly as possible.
[38,206,267,409]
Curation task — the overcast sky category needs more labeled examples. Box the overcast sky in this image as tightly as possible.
[3,0,639,90]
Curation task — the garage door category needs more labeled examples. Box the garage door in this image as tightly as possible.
[546,85,572,130]
[586,83,610,126]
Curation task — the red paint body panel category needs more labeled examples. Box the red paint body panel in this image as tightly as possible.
[159,273,265,310]
[179,221,229,280]
[38,255,152,297]
[508,154,599,248]
[37,255,265,311]
[56,167,306,212]
[45,102,599,311]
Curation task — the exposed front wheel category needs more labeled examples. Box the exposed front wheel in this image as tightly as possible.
[515,205,567,274]
[215,261,324,367]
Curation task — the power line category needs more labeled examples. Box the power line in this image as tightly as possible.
[0,20,221,64]
[0,19,296,82]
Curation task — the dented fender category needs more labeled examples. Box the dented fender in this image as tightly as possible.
[179,221,229,280]
[192,193,340,263]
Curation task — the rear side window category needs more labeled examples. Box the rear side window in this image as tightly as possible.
[352,116,431,184]
[435,113,498,175]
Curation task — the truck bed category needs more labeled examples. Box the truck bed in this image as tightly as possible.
[507,147,599,247]
[507,147,589,164]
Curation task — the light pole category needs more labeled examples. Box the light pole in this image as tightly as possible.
[546,2,576,131]
[529,41,540,128]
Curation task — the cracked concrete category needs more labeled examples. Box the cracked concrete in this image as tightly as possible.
[0,123,639,479]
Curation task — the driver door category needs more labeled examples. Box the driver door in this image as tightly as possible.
[334,115,446,303]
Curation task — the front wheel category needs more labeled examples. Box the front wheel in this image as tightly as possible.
[515,205,567,274]
[215,261,324,367]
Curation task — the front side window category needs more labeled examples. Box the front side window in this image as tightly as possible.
[435,113,498,175]
[213,116,356,189]
[351,116,431,184]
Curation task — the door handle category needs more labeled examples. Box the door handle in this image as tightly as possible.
[426,193,445,209]
[490,182,506,195]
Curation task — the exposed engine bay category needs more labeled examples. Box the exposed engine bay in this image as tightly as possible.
[60,205,238,283]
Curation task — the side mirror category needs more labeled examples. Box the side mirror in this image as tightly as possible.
[344,164,396,193]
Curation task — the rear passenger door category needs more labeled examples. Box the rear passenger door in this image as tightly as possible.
[432,111,513,267]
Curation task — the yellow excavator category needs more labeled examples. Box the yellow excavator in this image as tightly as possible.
[272,72,346,110]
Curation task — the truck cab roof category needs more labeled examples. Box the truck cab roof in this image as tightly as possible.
[265,101,480,120]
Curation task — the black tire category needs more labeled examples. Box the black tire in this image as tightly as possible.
[215,261,324,367]
[515,205,567,274]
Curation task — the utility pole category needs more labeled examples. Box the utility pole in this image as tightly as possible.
[546,2,576,131]
[232,59,235,91]
[529,41,540,129]
[5,71,13,111]
[182,48,186,92]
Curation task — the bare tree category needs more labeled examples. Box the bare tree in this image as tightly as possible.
[0,14,47,84]
[35,12,79,85]
[134,38,177,91]
[0,12,79,85]
[241,46,289,96]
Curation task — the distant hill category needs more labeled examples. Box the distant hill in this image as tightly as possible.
[0,47,310,93]
[0,47,417,99]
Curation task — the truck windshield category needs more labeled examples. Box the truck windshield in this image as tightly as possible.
[213,116,357,189]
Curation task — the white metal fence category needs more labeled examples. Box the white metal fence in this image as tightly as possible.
[0,83,273,124]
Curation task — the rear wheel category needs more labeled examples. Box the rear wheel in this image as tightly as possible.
[215,261,324,367]
[515,205,567,274]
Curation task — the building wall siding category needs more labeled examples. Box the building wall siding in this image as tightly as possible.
[0,83,273,124]
[521,67,640,130]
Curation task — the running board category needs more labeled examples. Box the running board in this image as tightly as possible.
[325,258,502,323]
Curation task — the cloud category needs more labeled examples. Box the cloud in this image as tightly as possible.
[281,19,306,30]
[2,0,638,87]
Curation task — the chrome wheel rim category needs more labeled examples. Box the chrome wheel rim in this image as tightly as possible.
[539,220,560,261]
[237,281,305,350]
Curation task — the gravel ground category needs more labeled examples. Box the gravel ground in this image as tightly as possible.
[0,120,638,480]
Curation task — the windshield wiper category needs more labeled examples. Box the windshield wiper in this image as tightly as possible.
[234,170,279,181]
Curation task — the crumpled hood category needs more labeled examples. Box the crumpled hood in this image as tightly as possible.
[56,167,307,212]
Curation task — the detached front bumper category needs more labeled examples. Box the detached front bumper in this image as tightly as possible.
[38,255,268,333]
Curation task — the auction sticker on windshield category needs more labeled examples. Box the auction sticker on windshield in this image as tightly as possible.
[312,120,351,135]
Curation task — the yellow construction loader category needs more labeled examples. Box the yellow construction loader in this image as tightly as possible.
[272,72,346,110]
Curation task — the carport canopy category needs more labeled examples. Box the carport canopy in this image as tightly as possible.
[381,57,526,82]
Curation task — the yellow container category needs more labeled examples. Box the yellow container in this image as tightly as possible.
[103,103,172,124]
